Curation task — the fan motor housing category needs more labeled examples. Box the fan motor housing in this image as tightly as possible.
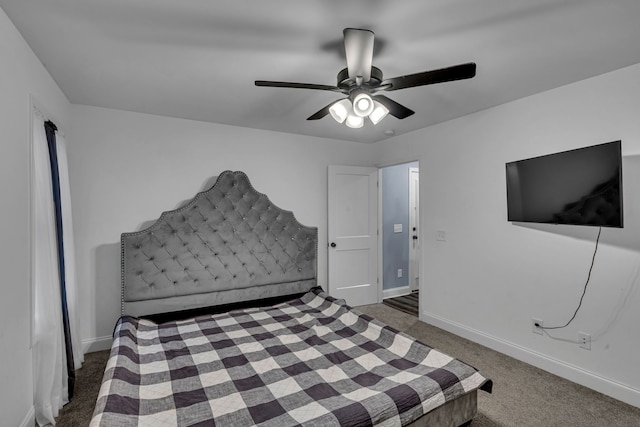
[337,66,383,91]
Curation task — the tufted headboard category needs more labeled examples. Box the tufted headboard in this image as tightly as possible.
[121,171,318,317]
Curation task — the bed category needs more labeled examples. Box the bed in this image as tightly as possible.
[91,170,491,426]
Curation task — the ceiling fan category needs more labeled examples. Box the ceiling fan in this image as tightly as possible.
[255,28,476,128]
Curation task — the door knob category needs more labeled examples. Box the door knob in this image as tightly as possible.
[330,242,337,248]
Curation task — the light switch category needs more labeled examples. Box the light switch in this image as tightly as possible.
[397,269,403,278]
[394,224,402,233]
[436,230,447,241]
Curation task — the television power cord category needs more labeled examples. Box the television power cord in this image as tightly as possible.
[534,226,602,332]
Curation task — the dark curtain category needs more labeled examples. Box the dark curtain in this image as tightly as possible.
[44,120,76,399]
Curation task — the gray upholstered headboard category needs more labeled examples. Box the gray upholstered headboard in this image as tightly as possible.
[121,171,318,317]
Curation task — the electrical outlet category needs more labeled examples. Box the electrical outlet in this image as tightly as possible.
[532,318,543,335]
[579,332,591,350]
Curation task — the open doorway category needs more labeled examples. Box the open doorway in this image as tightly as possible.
[408,166,420,292]
[380,161,420,316]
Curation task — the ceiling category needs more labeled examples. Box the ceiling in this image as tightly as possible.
[3,0,640,143]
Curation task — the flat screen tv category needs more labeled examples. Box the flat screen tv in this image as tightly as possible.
[506,140,623,228]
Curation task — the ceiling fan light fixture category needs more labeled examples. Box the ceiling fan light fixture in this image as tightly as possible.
[345,114,364,129]
[329,99,352,123]
[352,93,374,117]
[256,28,476,130]
[369,101,389,125]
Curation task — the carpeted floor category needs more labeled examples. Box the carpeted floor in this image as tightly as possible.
[383,291,419,316]
[55,303,640,426]
[56,348,110,426]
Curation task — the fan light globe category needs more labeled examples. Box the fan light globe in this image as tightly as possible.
[369,101,389,125]
[352,93,374,117]
[345,114,364,129]
[329,99,351,123]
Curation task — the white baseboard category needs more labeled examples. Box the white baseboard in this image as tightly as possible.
[19,406,34,427]
[421,311,640,408]
[383,286,411,299]
[82,335,113,353]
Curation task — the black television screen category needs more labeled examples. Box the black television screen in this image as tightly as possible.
[506,141,623,227]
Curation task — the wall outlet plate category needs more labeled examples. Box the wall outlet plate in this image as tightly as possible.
[532,318,543,335]
[579,332,591,350]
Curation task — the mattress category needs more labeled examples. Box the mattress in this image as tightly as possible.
[91,288,491,426]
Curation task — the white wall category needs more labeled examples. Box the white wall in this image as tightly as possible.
[0,7,70,427]
[373,64,640,406]
[67,105,375,349]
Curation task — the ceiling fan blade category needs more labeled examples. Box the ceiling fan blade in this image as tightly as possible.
[344,28,375,82]
[306,100,341,120]
[373,95,415,119]
[383,62,476,91]
[255,80,343,92]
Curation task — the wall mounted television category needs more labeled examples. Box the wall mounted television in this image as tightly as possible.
[506,140,623,228]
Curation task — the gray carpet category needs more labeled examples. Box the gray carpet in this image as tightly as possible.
[55,303,640,426]
[56,348,109,426]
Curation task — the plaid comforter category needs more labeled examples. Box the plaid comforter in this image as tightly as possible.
[91,288,490,426]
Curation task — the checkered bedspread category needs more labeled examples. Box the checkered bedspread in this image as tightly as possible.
[91,288,491,426]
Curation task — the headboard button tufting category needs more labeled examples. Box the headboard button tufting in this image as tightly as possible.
[121,171,318,312]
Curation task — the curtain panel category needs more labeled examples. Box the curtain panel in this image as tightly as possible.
[32,110,83,426]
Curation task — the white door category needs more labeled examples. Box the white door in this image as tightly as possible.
[409,167,420,292]
[328,165,378,307]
